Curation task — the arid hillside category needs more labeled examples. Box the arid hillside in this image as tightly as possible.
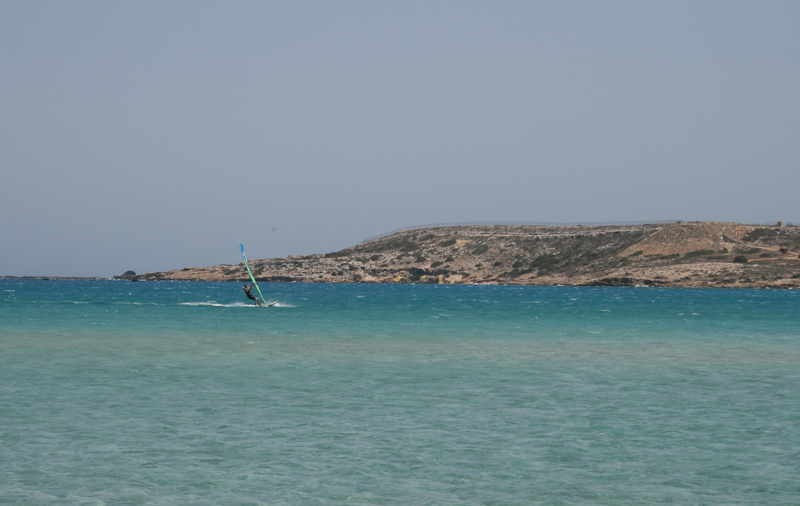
[130,222,800,288]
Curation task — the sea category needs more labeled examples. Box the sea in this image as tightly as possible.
[1,279,798,505]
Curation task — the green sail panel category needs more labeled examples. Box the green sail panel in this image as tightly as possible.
[239,243,267,305]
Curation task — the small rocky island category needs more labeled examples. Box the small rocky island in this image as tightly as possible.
[113,270,137,280]
[131,222,800,288]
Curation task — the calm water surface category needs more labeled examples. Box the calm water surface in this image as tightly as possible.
[1,280,799,505]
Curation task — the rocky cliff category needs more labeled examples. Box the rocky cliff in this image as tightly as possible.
[132,222,800,288]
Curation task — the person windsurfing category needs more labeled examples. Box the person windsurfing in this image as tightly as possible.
[243,283,262,306]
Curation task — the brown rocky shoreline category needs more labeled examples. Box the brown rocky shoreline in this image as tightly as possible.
[129,222,800,288]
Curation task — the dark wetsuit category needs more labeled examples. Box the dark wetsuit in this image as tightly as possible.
[244,285,257,301]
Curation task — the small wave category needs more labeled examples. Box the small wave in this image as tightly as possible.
[180,302,251,307]
[178,301,292,308]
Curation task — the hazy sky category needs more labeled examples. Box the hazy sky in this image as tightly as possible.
[2,1,798,277]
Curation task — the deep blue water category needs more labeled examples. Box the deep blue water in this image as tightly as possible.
[1,280,799,505]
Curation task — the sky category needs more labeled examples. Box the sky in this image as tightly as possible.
[1,1,799,277]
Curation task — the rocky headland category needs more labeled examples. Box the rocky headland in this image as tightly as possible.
[130,222,800,288]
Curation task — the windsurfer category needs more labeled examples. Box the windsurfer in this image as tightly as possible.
[243,284,262,306]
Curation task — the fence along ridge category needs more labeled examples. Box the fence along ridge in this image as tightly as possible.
[359,220,797,245]
[359,220,681,244]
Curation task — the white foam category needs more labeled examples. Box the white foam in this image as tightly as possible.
[178,301,292,308]
[179,302,252,308]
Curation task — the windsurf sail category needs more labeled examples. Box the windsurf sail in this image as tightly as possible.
[239,243,268,305]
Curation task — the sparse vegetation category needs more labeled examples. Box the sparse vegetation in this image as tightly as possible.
[399,241,419,252]
[683,250,715,259]
[647,253,680,261]
[733,255,748,263]
[743,228,778,243]
[531,254,560,274]
[324,249,352,258]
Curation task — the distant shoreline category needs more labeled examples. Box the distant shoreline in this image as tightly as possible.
[0,276,108,280]
[116,222,800,289]
[5,222,800,289]
[2,277,798,291]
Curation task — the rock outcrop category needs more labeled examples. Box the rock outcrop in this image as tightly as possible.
[113,270,137,280]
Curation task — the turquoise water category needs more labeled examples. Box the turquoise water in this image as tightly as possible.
[1,280,799,505]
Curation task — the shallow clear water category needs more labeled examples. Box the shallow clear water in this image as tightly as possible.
[1,280,799,504]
